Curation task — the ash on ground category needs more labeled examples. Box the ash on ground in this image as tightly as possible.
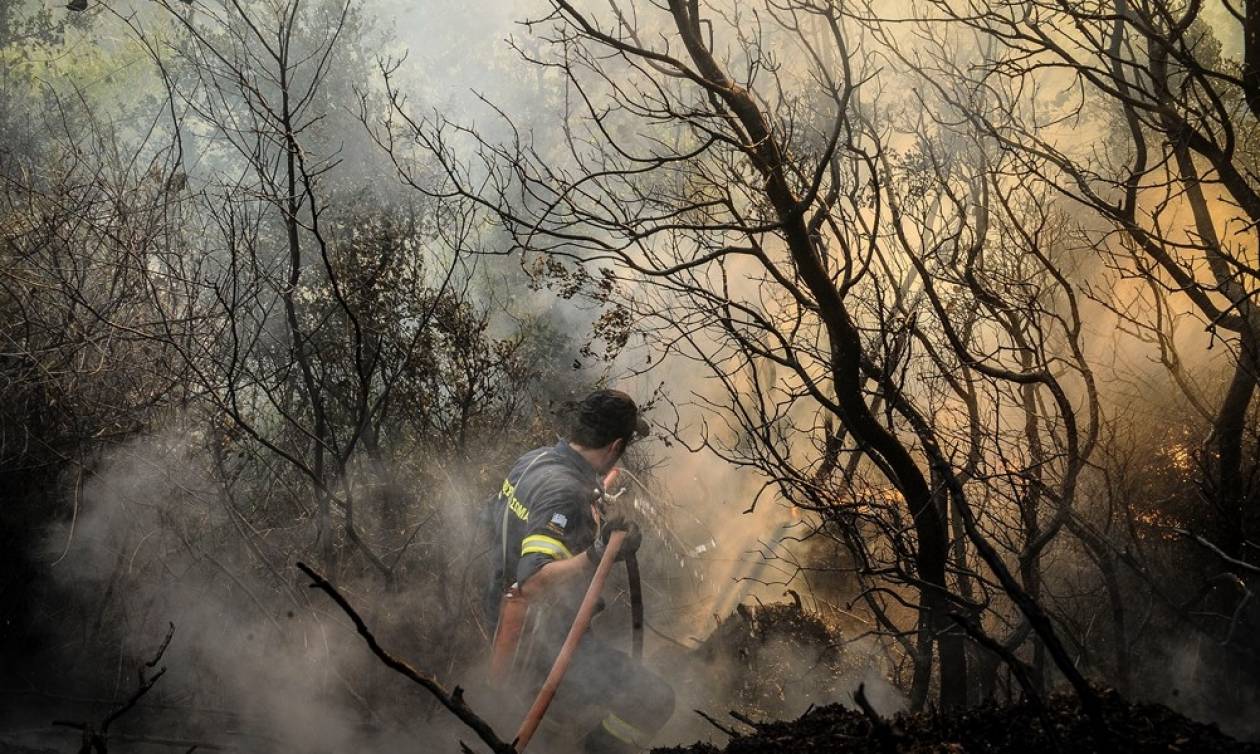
[648,597,901,747]
[650,601,1257,753]
[654,687,1260,753]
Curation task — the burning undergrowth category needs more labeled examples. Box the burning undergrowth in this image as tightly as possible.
[651,602,1256,754]
[650,597,903,748]
[655,687,1260,754]
[682,598,852,718]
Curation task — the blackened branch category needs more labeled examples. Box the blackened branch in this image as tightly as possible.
[295,562,515,754]
[854,683,900,754]
[53,622,176,754]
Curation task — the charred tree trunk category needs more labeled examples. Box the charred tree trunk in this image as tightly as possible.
[1246,1,1260,119]
[1212,336,1257,561]
[1018,349,1046,693]
[658,0,964,710]
[934,469,969,709]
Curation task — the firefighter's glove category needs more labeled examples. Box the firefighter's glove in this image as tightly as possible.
[586,515,642,565]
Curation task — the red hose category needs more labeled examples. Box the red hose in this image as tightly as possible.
[513,530,626,751]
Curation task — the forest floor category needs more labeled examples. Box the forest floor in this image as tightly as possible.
[653,602,1258,754]
[4,600,1257,753]
[653,687,1260,753]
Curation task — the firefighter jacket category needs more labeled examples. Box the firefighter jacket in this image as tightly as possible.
[485,440,602,627]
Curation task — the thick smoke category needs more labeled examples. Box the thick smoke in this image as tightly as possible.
[7,0,1259,751]
[10,386,900,753]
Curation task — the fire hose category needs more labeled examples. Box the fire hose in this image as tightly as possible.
[626,552,643,660]
[605,466,644,662]
[514,530,626,751]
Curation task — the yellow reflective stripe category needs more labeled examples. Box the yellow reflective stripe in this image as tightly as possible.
[521,534,572,560]
[601,713,647,747]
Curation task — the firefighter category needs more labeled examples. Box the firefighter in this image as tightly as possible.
[486,389,675,753]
